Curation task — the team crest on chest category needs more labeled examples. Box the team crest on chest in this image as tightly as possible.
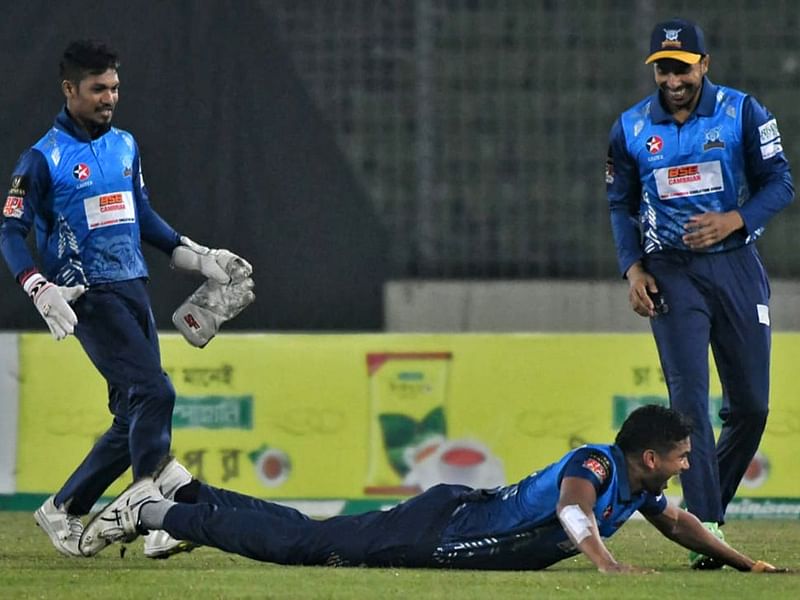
[703,127,725,151]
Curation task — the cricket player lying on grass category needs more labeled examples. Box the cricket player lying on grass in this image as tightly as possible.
[78,405,786,573]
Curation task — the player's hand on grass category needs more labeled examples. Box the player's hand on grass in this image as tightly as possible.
[751,560,790,573]
[599,563,656,574]
[23,272,85,340]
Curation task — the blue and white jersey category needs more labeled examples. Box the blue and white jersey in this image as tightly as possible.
[607,78,794,276]
[433,444,666,570]
[0,108,179,285]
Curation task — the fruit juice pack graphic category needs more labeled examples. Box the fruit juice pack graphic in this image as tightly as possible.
[364,352,452,495]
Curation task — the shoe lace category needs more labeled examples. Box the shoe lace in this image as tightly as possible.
[64,514,84,541]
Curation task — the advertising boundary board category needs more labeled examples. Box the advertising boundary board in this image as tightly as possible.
[0,333,19,494]
[4,333,799,519]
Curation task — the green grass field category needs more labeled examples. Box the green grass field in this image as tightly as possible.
[1,514,798,599]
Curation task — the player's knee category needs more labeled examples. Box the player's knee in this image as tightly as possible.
[722,405,768,428]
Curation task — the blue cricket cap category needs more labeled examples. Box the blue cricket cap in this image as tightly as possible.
[645,18,706,65]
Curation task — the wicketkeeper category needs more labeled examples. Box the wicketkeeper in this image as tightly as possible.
[0,40,254,560]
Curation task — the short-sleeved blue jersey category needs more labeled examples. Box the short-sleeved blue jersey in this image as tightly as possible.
[0,108,179,285]
[607,78,794,277]
[433,444,666,570]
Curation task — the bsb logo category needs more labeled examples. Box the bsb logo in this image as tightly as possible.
[72,163,91,181]
[646,136,664,154]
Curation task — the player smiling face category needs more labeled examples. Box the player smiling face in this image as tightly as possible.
[654,57,708,114]
[641,437,691,495]
[63,68,119,132]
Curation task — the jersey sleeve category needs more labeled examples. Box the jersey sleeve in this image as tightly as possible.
[606,118,644,277]
[0,149,51,280]
[638,492,667,516]
[738,95,794,235]
[560,448,614,495]
[132,146,181,255]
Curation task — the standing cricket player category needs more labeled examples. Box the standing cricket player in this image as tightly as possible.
[0,40,253,558]
[606,18,794,567]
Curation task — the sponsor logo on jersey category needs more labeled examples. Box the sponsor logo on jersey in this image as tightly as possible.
[760,140,783,160]
[602,505,613,520]
[758,120,783,160]
[646,135,663,154]
[72,163,91,181]
[3,196,24,218]
[667,165,700,184]
[99,192,126,212]
[582,453,612,483]
[83,190,135,229]
[758,119,780,144]
[654,160,724,200]
[7,174,27,196]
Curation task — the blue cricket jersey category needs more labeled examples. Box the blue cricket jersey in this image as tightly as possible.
[0,108,179,285]
[606,78,793,277]
[433,444,666,570]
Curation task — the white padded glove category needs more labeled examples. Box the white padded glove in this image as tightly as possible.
[173,277,255,348]
[23,273,86,341]
[171,236,253,284]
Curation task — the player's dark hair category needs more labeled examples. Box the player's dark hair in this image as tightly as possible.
[615,404,692,455]
[60,40,120,84]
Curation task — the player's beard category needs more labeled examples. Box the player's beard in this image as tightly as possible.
[660,82,699,111]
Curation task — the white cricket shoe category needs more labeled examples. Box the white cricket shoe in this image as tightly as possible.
[153,455,193,500]
[144,455,199,558]
[144,530,198,559]
[34,495,84,557]
[79,478,160,557]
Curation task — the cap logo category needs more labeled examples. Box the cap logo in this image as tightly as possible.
[662,28,683,49]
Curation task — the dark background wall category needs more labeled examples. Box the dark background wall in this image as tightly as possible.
[0,0,387,331]
[2,1,799,332]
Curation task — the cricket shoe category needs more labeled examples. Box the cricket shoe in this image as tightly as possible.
[689,521,726,570]
[34,495,84,557]
[144,455,199,558]
[153,455,193,500]
[79,478,161,557]
[144,530,199,559]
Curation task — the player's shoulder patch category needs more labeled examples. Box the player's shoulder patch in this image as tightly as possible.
[3,174,28,218]
[581,452,613,484]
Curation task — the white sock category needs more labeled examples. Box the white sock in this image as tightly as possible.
[139,499,176,529]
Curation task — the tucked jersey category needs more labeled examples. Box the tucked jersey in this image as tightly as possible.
[433,444,666,570]
[607,78,794,276]
[0,108,179,285]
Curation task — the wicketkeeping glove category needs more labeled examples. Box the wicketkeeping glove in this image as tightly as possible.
[170,236,252,284]
[172,276,255,348]
[22,273,86,341]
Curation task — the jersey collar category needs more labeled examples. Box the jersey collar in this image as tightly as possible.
[611,445,631,502]
[650,77,718,124]
[54,106,112,142]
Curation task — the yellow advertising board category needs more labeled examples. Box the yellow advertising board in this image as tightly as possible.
[15,333,800,511]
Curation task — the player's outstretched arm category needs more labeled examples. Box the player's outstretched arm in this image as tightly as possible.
[645,504,788,572]
[557,477,652,574]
